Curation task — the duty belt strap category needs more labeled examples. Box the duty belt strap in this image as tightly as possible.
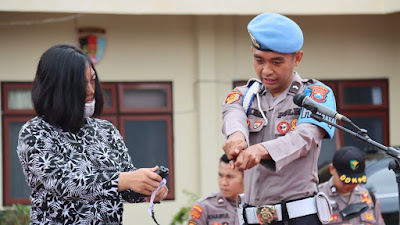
[244,197,317,224]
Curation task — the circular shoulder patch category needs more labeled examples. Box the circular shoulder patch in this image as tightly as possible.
[225,91,242,104]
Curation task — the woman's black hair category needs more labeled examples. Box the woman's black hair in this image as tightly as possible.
[31,44,104,132]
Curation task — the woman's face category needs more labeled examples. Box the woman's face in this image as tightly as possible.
[85,63,96,103]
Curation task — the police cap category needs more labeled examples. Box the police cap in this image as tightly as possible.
[247,13,304,53]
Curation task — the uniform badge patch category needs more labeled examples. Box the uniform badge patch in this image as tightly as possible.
[290,119,298,131]
[361,191,373,205]
[190,205,204,220]
[247,119,250,127]
[253,121,263,129]
[248,31,260,49]
[350,160,359,171]
[309,85,329,102]
[189,220,197,225]
[330,214,339,222]
[225,91,242,104]
[365,213,374,221]
[277,121,290,134]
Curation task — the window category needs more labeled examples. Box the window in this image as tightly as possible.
[2,82,174,205]
[322,79,389,153]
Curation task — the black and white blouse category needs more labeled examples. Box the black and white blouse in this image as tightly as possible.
[17,116,144,224]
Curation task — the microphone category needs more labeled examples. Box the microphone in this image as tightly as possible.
[293,93,351,123]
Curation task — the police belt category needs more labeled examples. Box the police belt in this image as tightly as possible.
[244,196,317,224]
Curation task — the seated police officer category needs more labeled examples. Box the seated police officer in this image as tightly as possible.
[188,154,244,225]
[318,146,386,225]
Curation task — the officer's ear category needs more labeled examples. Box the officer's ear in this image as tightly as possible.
[329,163,335,176]
[293,50,303,66]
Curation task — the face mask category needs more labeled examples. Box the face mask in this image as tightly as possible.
[84,99,96,118]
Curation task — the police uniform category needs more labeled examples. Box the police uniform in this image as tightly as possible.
[318,146,386,225]
[318,178,385,225]
[222,13,336,225]
[188,191,239,225]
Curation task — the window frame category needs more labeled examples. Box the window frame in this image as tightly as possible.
[2,116,33,205]
[118,82,172,114]
[322,79,389,149]
[119,114,175,200]
[1,82,34,115]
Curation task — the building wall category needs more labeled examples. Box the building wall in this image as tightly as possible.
[0,12,399,223]
[1,0,400,15]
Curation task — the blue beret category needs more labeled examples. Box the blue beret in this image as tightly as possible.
[247,13,303,53]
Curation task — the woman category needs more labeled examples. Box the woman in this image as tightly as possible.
[17,44,168,224]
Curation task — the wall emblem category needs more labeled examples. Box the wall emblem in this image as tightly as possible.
[78,27,106,65]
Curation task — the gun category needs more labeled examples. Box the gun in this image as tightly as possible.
[155,166,169,179]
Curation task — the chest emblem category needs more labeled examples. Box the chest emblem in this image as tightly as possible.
[277,121,290,134]
[364,213,374,221]
[253,121,263,129]
[290,119,298,131]
[225,91,242,104]
[308,85,329,102]
[330,214,339,222]
[361,191,373,205]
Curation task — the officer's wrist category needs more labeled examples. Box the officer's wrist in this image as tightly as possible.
[257,144,271,160]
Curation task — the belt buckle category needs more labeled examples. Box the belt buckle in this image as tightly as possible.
[256,205,278,224]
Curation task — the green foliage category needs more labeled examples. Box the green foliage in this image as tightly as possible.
[0,204,30,225]
[170,190,199,225]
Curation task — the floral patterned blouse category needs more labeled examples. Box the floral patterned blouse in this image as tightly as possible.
[17,116,144,224]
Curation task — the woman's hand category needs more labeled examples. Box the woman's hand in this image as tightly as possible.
[145,185,169,202]
[118,166,163,195]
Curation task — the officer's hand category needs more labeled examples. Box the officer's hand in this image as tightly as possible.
[235,144,270,170]
[118,167,162,195]
[223,131,247,164]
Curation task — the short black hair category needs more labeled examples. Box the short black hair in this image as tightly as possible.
[220,154,230,164]
[31,44,104,132]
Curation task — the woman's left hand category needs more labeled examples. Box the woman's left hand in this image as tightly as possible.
[146,185,169,202]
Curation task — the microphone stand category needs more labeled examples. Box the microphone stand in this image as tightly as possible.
[310,112,400,220]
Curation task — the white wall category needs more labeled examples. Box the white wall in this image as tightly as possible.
[1,0,400,15]
[0,12,399,224]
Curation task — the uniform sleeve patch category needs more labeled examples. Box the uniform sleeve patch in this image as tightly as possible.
[189,220,197,225]
[225,91,242,104]
[308,85,330,102]
[190,205,204,220]
[297,82,336,139]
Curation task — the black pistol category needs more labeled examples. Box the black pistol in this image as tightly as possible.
[130,166,169,199]
[155,166,169,179]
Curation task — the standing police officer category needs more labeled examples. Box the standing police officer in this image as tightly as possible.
[222,12,336,225]
[318,146,386,225]
[188,154,244,225]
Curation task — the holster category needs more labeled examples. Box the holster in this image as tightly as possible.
[315,192,333,224]
[340,202,368,219]
[236,193,247,225]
